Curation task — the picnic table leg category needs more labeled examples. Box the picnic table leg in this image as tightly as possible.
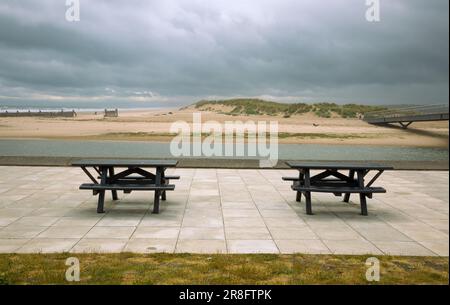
[161,169,167,201]
[295,190,301,202]
[357,170,368,216]
[304,169,313,215]
[153,167,162,214]
[109,167,119,201]
[97,166,108,213]
[343,170,355,203]
[296,171,304,202]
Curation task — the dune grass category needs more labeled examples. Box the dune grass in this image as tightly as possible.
[0,253,447,285]
[194,99,387,118]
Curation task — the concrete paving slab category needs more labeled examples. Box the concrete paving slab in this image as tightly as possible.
[275,239,331,254]
[227,240,279,254]
[323,240,383,255]
[71,238,128,253]
[17,238,79,253]
[124,238,177,253]
[132,227,180,239]
[37,226,92,239]
[176,239,227,253]
[85,226,136,239]
[0,239,30,253]
[179,227,225,240]
[225,227,272,240]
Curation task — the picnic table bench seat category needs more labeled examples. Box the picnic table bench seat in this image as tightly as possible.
[80,183,175,191]
[291,185,386,195]
[283,177,356,184]
[97,175,180,181]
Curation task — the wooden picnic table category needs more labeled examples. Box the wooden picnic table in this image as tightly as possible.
[283,162,393,216]
[72,159,179,214]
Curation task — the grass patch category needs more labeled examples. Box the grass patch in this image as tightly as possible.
[68,132,376,142]
[277,133,376,140]
[96,132,177,140]
[0,253,447,285]
[63,132,178,141]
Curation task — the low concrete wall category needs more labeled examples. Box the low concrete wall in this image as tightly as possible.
[0,156,447,170]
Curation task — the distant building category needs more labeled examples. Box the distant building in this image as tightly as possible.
[104,108,118,118]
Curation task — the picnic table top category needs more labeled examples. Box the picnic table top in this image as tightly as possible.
[285,161,393,170]
[71,159,178,167]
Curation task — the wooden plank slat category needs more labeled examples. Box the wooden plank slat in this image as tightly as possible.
[71,159,178,167]
[286,161,393,170]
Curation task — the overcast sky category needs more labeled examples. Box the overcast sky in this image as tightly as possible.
[0,0,448,108]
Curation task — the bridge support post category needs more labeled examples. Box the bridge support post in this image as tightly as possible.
[399,122,413,129]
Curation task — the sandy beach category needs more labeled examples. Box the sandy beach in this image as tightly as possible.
[0,107,448,147]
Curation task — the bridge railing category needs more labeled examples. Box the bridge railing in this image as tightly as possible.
[364,104,449,120]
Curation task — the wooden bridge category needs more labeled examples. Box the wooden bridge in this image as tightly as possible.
[363,104,449,128]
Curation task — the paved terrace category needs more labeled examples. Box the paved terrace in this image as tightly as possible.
[0,166,448,256]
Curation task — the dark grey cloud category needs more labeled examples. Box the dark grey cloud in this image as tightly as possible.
[0,0,448,108]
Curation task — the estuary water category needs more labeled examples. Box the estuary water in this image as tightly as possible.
[0,139,448,161]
